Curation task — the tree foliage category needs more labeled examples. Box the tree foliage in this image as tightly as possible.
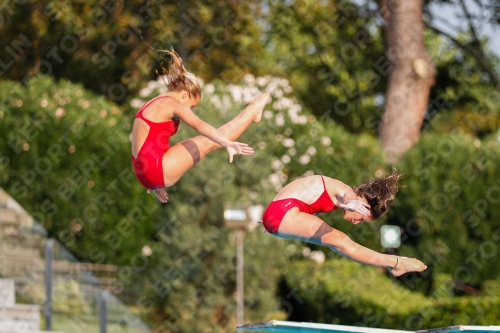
[3,0,499,139]
[0,0,268,102]
[423,30,500,137]
[263,0,387,134]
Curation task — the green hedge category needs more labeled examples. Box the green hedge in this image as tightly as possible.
[281,260,500,329]
[0,76,156,265]
[394,134,500,289]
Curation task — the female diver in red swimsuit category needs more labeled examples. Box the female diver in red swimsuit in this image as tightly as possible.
[261,169,427,277]
[131,49,270,202]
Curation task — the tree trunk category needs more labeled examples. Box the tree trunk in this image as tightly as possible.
[379,0,436,162]
[178,0,189,65]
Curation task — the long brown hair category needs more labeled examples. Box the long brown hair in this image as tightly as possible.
[353,167,403,219]
[157,48,201,99]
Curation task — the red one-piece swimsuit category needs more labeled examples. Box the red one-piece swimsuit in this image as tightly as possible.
[262,176,337,234]
[132,96,180,190]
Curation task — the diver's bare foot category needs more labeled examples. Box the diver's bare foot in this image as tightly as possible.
[389,257,427,277]
[246,93,270,123]
[147,188,169,203]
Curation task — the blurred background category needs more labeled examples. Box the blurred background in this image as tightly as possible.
[1,0,500,332]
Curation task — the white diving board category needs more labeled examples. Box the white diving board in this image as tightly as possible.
[237,320,411,333]
[417,326,500,333]
[237,321,500,333]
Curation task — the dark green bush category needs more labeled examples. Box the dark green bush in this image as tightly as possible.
[281,260,500,329]
[395,134,500,290]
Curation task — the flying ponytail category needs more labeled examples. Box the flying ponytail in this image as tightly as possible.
[157,48,201,99]
[353,167,403,219]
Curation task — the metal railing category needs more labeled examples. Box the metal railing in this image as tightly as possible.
[0,189,152,333]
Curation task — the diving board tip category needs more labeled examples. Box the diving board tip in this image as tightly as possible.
[237,321,500,333]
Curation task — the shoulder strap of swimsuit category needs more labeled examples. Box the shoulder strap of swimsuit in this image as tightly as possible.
[322,176,337,209]
[136,95,173,121]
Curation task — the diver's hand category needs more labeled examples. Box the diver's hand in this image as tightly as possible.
[226,141,255,163]
[338,200,371,216]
